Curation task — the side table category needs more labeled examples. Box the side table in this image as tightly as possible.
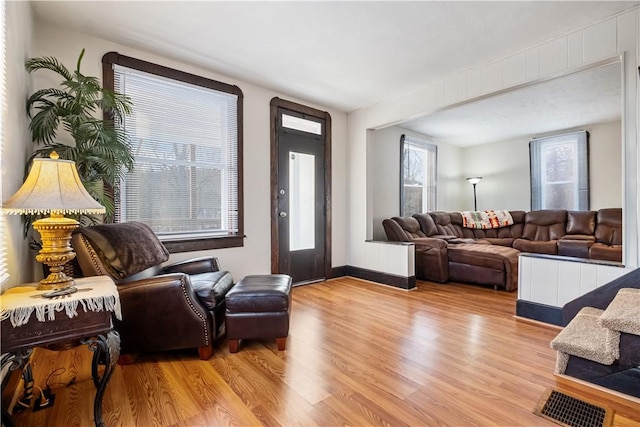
[1,276,122,427]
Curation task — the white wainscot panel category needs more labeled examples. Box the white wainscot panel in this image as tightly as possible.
[503,52,526,87]
[579,263,599,295]
[445,75,459,105]
[466,68,482,98]
[529,258,559,306]
[526,47,540,81]
[519,254,627,308]
[567,31,583,68]
[481,61,503,94]
[557,261,582,306]
[539,37,568,77]
[583,18,617,63]
[518,255,532,301]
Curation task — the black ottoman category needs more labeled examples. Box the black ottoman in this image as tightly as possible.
[225,274,292,353]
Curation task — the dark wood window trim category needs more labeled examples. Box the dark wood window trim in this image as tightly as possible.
[269,97,332,279]
[102,52,244,253]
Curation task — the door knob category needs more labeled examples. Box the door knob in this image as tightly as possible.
[279,211,287,218]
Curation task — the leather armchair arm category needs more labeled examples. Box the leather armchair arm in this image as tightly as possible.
[115,273,213,354]
[162,256,221,275]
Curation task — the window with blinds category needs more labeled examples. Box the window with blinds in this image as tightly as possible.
[400,135,437,216]
[104,53,243,250]
[530,130,589,210]
[0,0,8,286]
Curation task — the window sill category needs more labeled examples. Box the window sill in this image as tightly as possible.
[162,235,244,253]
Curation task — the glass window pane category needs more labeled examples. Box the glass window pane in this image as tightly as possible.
[289,152,315,251]
[400,136,437,216]
[531,130,588,210]
[282,114,322,135]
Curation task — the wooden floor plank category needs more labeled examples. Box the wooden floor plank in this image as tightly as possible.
[9,277,638,426]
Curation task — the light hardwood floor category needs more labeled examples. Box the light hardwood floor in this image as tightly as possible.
[10,277,640,426]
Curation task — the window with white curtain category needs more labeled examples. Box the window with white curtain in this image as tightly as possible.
[530,130,589,210]
[103,53,243,251]
[401,135,437,216]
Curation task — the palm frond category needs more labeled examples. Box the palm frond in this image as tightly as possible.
[25,56,73,80]
[28,109,61,145]
[22,49,134,236]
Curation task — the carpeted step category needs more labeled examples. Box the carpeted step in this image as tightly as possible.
[550,307,620,374]
[598,288,640,336]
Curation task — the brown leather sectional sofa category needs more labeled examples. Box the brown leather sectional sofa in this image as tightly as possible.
[383,208,622,291]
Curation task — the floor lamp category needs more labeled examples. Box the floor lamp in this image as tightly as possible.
[466,177,482,211]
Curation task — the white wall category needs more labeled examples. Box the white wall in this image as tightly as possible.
[461,120,622,211]
[352,9,639,278]
[1,1,33,291]
[370,126,462,240]
[13,19,349,282]
[588,120,623,209]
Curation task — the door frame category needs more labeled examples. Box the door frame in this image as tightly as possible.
[270,97,332,279]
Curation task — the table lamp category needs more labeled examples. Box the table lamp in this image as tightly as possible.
[2,152,106,290]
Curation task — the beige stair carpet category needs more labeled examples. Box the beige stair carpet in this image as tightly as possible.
[551,307,620,374]
[598,288,640,336]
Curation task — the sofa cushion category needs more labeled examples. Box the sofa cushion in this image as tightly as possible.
[557,239,592,258]
[566,210,596,235]
[382,218,409,242]
[595,208,622,245]
[521,210,567,241]
[512,238,558,254]
[430,211,464,237]
[413,213,438,236]
[589,243,622,262]
[392,217,426,240]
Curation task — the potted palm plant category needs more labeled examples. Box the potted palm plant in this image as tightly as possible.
[24,48,133,230]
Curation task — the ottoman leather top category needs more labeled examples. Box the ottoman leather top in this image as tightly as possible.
[226,274,292,313]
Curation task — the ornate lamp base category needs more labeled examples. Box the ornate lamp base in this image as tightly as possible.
[33,213,79,291]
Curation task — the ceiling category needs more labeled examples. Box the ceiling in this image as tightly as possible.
[402,61,622,146]
[31,1,636,144]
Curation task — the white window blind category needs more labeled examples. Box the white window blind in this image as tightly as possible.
[401,135,437,216]
[113,65,239,240]
[0,0,8,286]
[530,130,589,210]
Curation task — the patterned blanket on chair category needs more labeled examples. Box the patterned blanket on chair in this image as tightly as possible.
[460,210,514,229]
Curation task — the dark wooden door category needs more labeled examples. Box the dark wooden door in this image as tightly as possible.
[275,108,326,284]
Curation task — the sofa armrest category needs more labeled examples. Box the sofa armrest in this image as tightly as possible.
[115,273,212,354]
[411,238,449,283]
[163,256,221,275]
[412,237,448,249]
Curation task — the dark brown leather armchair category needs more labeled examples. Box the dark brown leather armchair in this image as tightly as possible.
[71,222,234,362]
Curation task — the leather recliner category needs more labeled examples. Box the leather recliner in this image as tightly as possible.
[71,221,234,362]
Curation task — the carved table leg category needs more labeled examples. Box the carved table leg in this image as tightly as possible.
[83,331,120,427]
